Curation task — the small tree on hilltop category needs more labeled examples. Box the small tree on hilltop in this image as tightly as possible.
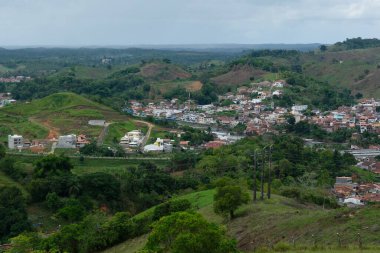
[144,212,238,253]
[213,178,249,219]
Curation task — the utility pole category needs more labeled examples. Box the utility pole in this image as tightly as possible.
[267,145,272,199]
[260,148,265,200]
[253,150,257,202]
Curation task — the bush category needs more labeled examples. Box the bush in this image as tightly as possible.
[280,186,338,208]
[152,199,192,220]
[280,187,301,201]
[56,199,85,222]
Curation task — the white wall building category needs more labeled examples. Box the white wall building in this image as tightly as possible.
[8,135,24,149]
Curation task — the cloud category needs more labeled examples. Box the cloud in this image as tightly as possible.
[0,0,379,45]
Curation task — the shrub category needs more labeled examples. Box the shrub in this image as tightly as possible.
[152,199,192,220]
[273,242,292,252]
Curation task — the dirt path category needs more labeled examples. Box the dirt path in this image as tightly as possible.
[134,120,154,150]
[29,118,60,153]
[29,117,60,140]
[97,122,111,146]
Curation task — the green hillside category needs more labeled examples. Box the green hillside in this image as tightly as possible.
[301,47,380,97]
[0,92,132,141]
[103,189,380,253]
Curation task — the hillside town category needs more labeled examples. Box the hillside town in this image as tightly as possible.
[124,80,380,138]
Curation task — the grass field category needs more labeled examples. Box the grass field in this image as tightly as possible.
[6,153,170,176]
[103,189,380,253]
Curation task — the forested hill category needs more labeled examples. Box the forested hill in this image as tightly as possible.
[3,38,380,109]
[332,37,380,51]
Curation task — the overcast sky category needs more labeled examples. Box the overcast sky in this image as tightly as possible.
[1,0,380,46]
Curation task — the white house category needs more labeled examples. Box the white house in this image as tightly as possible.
[143,138,164,152]
[120,130,143,147]
[8,135,24,149]
[291,105,308,114]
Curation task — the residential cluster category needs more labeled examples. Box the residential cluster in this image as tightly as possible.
[124,80,289,135]
[7,133,90,153]
[309,98,380,134]
[0,76,31,83]
[333,176,380,206]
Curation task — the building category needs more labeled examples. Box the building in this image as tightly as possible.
[57,134,77,148]
[143,138,164,152]
[88,120,106,126]
[8,135,24,149]
[76,134,90,148]
[120,130,143,147]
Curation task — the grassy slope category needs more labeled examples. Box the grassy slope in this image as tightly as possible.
[139,62,191,82]
[0,92,132,140]
[103,189,380,253]
[301,47,380,97]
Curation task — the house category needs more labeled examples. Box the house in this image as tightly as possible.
[291,105,308,114]
[179,141,190,149]
[120,130,143,147]
[76,134,90,148]
[88,120,106,126]
[8,135,24,149]
[57,134,77,148]
[204,140,226,149]
[143,138,164,152]
[272,80,286,88]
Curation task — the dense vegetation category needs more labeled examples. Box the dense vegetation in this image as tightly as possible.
[333,37,380,51]
[0,130,378,252]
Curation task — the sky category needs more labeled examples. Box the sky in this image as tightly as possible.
[0,0,380,46]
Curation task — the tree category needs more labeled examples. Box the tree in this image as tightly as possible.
[33,155,73,178]
[213,180,249,219]
[320,45,327,52]
[45,192,63,211]
[80,172,121,203]
[144,212,238,253]
[0,143,5,159]
[355,92,363,99]
[56,199,85,222]
[0,187,30,243]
